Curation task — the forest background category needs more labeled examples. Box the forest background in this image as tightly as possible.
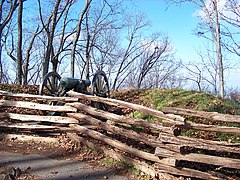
[0,0,240,98]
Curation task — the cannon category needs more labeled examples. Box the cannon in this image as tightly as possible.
[39,71,110,110]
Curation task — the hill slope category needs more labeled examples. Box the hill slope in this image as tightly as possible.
[112,88,240,142]
[112,88,240,115]
[1,84,239,115]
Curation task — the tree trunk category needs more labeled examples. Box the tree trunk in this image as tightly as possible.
[71,0,90,78]
[23,26,42,85]
[17,0,23,85]
[0,2,2,82]
[213,0,224,98]
[85,32,90,79]
[42,0,61,78]
[0,37,3,83]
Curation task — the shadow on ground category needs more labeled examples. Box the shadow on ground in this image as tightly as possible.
[0,152,129,180]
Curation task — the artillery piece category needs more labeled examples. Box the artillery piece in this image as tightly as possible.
[39,71,110,110]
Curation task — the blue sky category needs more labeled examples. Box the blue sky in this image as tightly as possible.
[131,0,240,91]
[132,0,201,62]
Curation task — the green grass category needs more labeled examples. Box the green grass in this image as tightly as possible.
[141,89,240,114]
[121,88,240,143]
[131,111,155,123]
[100,158,135,170]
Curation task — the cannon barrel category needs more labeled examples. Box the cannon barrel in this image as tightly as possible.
[60,77,79,89]
[82,79,91,87]
[60,77,91,90]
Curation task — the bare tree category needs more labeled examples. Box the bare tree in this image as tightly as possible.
[0,0,18,34]
[72,0,124,80]
[111,13,150,90]
[38,0,75,77]
[2,1,44,85]
[119,33,181,90]
[16,0,23,84]
[137,37,170,89]
[38,0,60,77]
[0,0,18,83]
[140,57,182,89]
[168,0,225,98]
[184,63,205,91]
[22,26,43,85]
[220,0,240,57]
[184,45,234,94]
[196,48,218,94]
[70,0,91,78]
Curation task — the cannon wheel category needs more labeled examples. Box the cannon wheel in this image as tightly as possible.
[91,71,110,109]
[91,71,110,98]
[39,72,64,116]
[39,71,62,97]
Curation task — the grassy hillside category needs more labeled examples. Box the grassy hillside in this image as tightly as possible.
[112,88,240,142]
[112,88,240,115]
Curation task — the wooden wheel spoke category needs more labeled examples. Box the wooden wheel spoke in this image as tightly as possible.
[45,85,54,95]
[96,77,102,93]
[56,80,61,92]
[39,72,62,97]
[46,78,55,93]
[91,71,109,98]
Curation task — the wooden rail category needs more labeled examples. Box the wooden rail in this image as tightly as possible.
[0,90,240,179]
[162,107,240,123]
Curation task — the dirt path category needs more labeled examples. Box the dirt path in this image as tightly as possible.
[0,139,132,179]
[0,151,129,180]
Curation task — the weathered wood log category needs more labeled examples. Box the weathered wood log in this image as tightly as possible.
[155,147,240,169]
[69,124,179,165]
[178,121,240,135]
[67,91,185,124]
[0,123,58,130]
[158,133,240,154]
[0,112,78,124]
[103,148,177,179]
[0,134,59,143]
[0,123,73,133]
[164,132,240,146]
[162,107,240,123]
[153,163,228,180]
[67,102,180,135]
[68,113,181,154]
[0,90,79,102]
[67,133,175,179]
[67,133,226,179]
[0,100,77,112]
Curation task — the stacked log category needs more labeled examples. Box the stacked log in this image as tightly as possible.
[66,91,240,179]
[0,90,239,179]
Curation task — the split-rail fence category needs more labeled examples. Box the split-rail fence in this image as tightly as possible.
[0,90,240,179]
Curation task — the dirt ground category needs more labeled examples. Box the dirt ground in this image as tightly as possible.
[0,135,135,179]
